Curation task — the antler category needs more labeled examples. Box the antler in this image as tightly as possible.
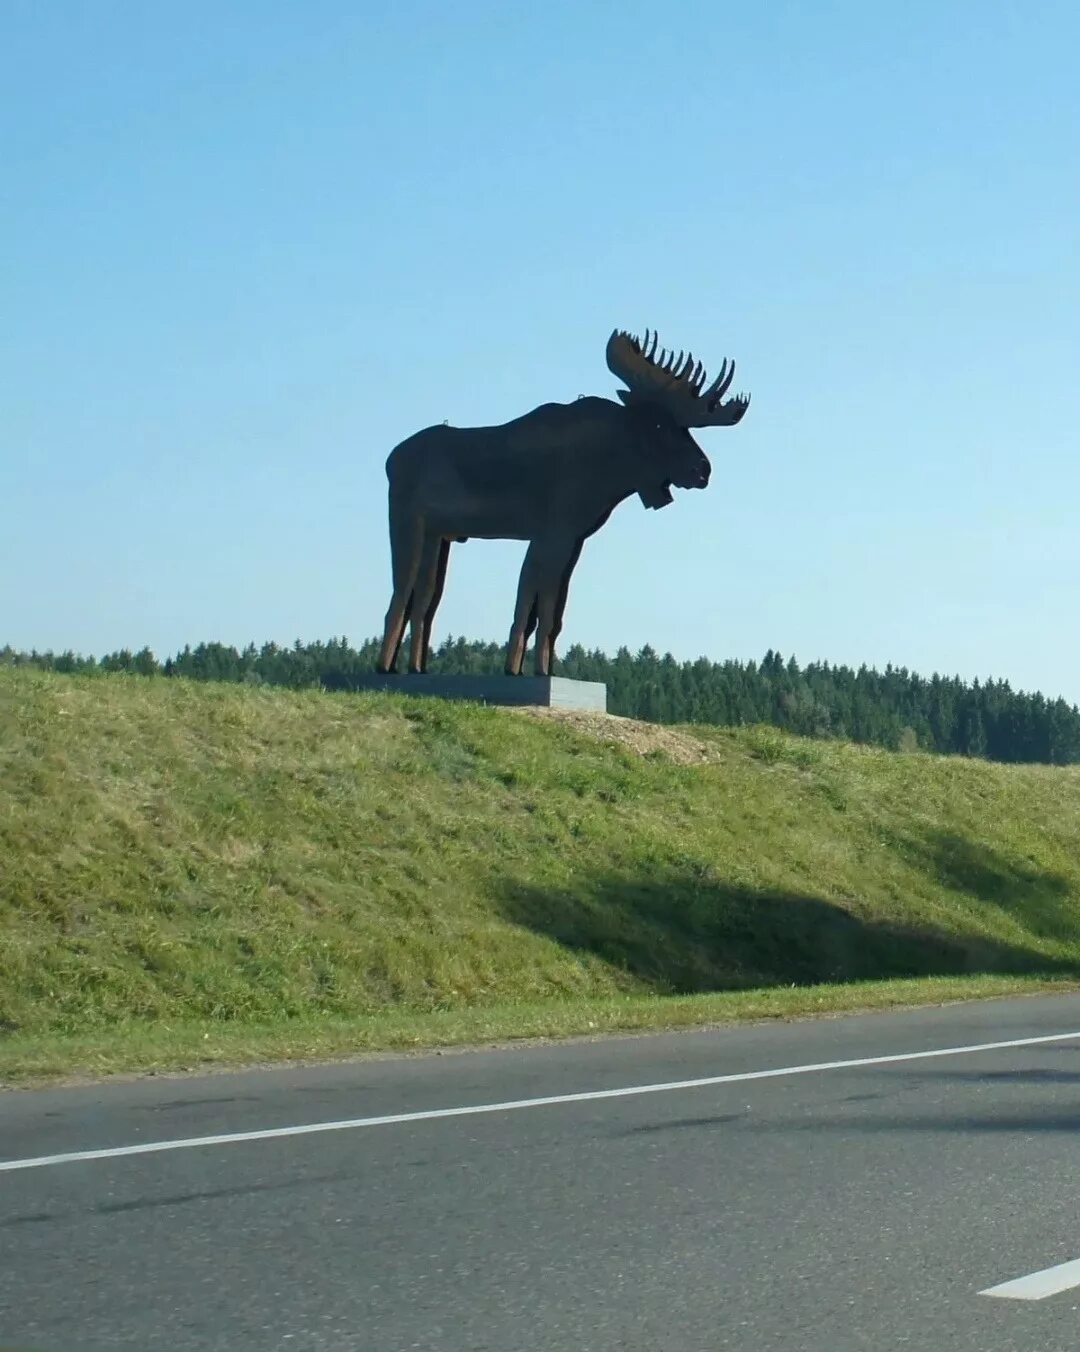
[605,328,750,428]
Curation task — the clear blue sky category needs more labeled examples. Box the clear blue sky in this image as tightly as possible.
[4,1,1079,700]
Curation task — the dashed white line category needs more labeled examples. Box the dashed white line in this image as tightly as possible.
[980,1256,1080,1300]
[2,1028,1079,1174]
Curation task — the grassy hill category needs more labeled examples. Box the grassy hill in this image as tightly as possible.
[3,667,1080,1082]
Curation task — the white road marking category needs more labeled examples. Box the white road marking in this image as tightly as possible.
[2,1028,1079,1175]
[980,1256,1080,1300]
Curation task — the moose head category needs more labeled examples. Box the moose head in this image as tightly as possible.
[606,328,751,510]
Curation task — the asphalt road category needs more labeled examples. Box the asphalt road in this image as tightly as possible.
[4,994,1080,1352]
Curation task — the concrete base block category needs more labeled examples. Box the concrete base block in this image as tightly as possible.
[346,673,608,712]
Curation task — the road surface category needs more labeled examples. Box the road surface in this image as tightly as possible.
[3,993,1080,1350]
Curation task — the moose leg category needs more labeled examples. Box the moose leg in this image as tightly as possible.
[505,542,543,675]
[541,536,585,676]
[407,533,446,674]
[533,583,560,677]
[377,504,425,674]
[531,536,581,677]
[418,537,452,674]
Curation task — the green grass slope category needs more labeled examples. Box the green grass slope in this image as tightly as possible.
[3,667,1080,1082]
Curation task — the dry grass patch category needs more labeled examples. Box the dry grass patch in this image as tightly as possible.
[511,706,722,765]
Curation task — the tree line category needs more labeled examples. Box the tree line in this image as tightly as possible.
[4,636,1080,766]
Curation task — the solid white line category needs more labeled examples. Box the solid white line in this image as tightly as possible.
[980,1256,1080,1300]
[3,1028,1079,1175]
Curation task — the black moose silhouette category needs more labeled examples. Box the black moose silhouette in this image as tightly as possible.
[376,329,750,677]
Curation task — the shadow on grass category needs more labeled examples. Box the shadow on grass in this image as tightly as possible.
[886,831,1077,940]
[497,871,1080,994]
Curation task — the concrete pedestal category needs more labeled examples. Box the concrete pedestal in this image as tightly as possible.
[345,674,607,712]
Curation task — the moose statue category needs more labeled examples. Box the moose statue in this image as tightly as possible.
[376,328,750,678]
